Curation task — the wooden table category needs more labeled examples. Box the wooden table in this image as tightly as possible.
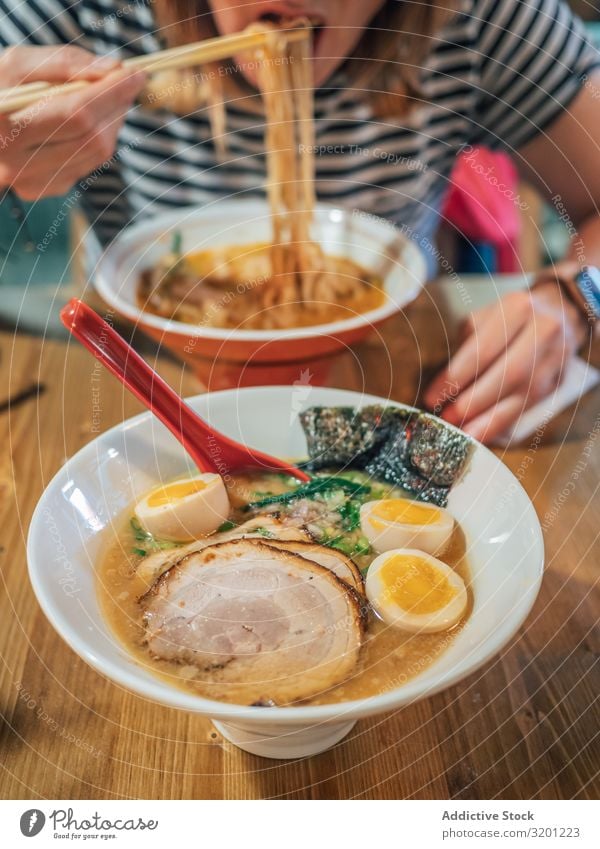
[1,277,598,800]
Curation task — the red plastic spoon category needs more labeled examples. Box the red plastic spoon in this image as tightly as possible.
[60,299,309,482]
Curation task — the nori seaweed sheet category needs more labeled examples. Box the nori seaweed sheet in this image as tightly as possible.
[298,406,408,468]
[299,405,472,507]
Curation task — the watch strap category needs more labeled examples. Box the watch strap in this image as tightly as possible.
[573,267,600,325]
[533,265,600,327]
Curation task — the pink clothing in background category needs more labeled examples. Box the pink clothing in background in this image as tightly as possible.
[443,146,522,272]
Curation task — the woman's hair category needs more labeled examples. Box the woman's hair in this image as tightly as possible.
[148,0,458,117]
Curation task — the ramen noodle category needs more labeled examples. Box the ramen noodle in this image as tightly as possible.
[138,21,386,330]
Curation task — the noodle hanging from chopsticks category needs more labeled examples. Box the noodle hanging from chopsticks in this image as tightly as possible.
[139,20,383,330]
[248,19,325,311]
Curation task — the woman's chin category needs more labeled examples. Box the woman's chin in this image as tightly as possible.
[311,58,340,87]
[223,52,256,90]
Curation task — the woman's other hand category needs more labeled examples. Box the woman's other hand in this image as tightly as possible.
[0,45,146,199]
[423,278,587,443]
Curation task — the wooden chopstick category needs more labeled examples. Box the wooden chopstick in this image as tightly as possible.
[0,80,50,97]
[0,26,309,114]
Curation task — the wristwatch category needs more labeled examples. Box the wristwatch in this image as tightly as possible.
[533,265,600,327]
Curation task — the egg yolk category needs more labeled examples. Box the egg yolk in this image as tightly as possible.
[147,479,208,507]
[370,498,441,528]
[379,553,457,615]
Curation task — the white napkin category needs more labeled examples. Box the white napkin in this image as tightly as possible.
[494,357,600,446]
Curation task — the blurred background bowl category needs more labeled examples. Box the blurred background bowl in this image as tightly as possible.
[94,201,426,388]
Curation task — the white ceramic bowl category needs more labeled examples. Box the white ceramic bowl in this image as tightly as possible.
[94,201,427,388]
[27,387,544,759]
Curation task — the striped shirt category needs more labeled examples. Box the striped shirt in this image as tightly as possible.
[1,0,599,271]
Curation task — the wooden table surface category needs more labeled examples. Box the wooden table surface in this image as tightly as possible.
[1,277,598,800]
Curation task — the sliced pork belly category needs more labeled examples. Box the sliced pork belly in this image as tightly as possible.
[135,514,312,590]
[260,539,364,594]
[141,539,364,704]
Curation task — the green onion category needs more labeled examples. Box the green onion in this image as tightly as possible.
[171,230,182,257]
[129,517,179,554]
[252,526,275,538]
[130,517,150,541]
[324,533,371,559]
[243,476,370,511]
[338,499,361,531]
[354,536,371,555]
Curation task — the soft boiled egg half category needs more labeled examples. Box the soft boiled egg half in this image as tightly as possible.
[134,474,230,542]
[365,548,468,633]
[360,497,454,555]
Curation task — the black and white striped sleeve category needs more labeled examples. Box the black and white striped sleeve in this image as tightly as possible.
[0,0,86,48]
[470,0,600,151]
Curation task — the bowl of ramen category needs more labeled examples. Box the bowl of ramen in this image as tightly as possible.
[95,20,427,387]
[94,201,426,388]
[28,387,544,759]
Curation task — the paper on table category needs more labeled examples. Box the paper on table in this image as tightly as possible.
[494,356,600,446]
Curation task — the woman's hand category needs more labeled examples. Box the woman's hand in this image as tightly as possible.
[0,45,146,199]
[423,280,587,443]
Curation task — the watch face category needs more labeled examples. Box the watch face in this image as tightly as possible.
[575,267,600,322]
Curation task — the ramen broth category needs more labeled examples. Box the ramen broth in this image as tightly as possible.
[98,471,471,706]
[138,242,386,330]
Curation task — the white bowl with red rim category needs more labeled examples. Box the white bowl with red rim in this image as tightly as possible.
[94,201,427,388]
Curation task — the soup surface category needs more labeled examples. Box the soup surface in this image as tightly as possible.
[138,242,386,330]
[98,470,471,706]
